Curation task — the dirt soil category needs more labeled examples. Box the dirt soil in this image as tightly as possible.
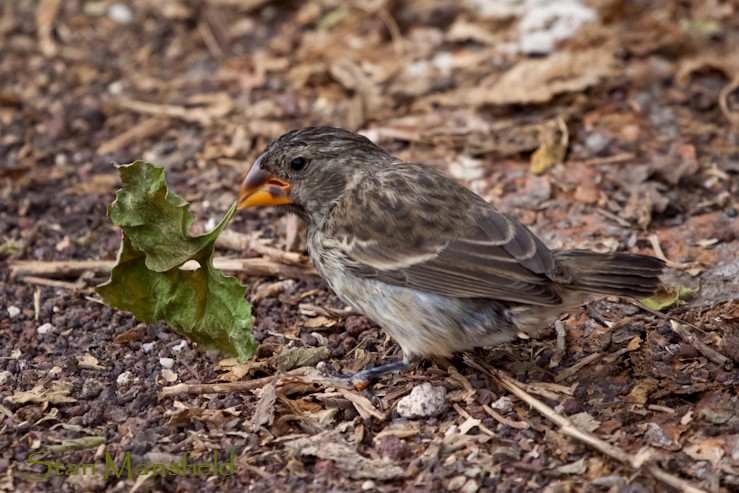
[2,0,739,492]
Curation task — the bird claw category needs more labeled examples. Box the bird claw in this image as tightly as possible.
[321,360,409,390]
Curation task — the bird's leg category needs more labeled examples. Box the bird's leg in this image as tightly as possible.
[349,360,409,389]
[347,354,422,390]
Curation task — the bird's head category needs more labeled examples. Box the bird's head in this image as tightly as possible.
[238,126,393,224]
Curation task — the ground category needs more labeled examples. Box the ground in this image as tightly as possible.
[1,0,739,492]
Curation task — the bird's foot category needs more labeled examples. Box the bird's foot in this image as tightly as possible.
[348,360,409,391]
[321,360,410,391]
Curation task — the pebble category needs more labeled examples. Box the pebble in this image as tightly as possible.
[37,323,54,335]
[0,371,12,386]
[448,475,467,491]
[519,0,596,55]
[171,340,188,353]
[461,479,480,493]
[396,382,447,418]
[108,4,133,24]
[7,306,20,318]
[361,480,375,490]
[142,342,155,353]
[489,396,513,413]
[159,357,175,369]
[116,370,133,386]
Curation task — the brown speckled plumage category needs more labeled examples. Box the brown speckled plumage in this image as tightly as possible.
[243,126,665,361]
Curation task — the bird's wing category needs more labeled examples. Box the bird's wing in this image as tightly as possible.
[325,165,565,305]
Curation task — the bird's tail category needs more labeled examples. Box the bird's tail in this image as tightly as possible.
[553,250,665,298]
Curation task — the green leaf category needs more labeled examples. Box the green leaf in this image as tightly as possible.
[97,161,256,362]
[641,285,698,311]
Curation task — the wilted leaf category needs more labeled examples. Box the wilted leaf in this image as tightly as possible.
[48,437,106,453]
[97,161,256,362]
[641,285,697,311]
[5,382,76,405]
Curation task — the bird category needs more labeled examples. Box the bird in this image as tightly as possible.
[237,126,665,381]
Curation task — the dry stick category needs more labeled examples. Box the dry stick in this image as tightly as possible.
[20,276,79,290]
[160,368,311,397]
[97,117,170,155]
[670,320,732,368]
[464,356,707,493]
[553,352,601,383]
[8,258,317,280]
[719,75,739,126]
[647,234,693,270]
[596,208,632,228]
[549,320,567,368]
[161,368,359,398]
[582,152,637,166]
[482,404,529,430]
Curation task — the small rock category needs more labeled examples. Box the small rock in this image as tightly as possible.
[378,434,410,461]
[489,396,513,413]
[0,371,12,386]
[142,342,155,353]
[396,382,447,418]
[161,369,178,382]
[461,479,480,493]
[361,480,375,490]
[7,306,20,318]
[159,357,175,369]
[108,4,133,23]
[519,0,597,55]
[116,370,133,386]
[448,475,467,491]
[37,323,54,334]
[171,340,188,353]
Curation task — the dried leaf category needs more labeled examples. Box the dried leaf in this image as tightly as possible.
[5,382,76,405]
[286,431,409,480]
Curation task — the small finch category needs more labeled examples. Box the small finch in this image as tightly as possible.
[238,126,664,377]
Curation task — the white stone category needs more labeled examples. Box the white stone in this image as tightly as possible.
[108,4,133,24]
[142,342,155,353]
[519,1,597,55]
[448,475,467,491]
[7,306,20,318]
[116,370,133,386]
[0,370,12,385]
[171,340,188,353]
[490,395,513,413]
[159,357,175,369]
[461,479,480,493]
[396,382,447,418]
[37,323,54,335]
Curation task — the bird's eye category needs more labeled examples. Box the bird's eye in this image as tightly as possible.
[290,157,307,171]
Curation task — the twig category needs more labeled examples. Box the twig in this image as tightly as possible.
[36,0,61,57]
[670,320,732,369]
[647,234,694,270]
[464,356,707,493]
[582,152,636,166]
[214,229,309,265]
[160,368,311,397]
[18,276,79,290]
[549,320,567,368]
[554,352,601,383]
[8,258,317,280]
[719,75,739,127]
[97,117,170,155]
[160,367,369,398]
[453,403,497,437]
[482,404,529,430]
[336,388,385,420]
[596,208,632,228]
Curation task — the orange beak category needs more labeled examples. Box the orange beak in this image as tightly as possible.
[238,156,292,209]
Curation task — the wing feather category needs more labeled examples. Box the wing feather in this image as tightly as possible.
[327,165,562,305]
